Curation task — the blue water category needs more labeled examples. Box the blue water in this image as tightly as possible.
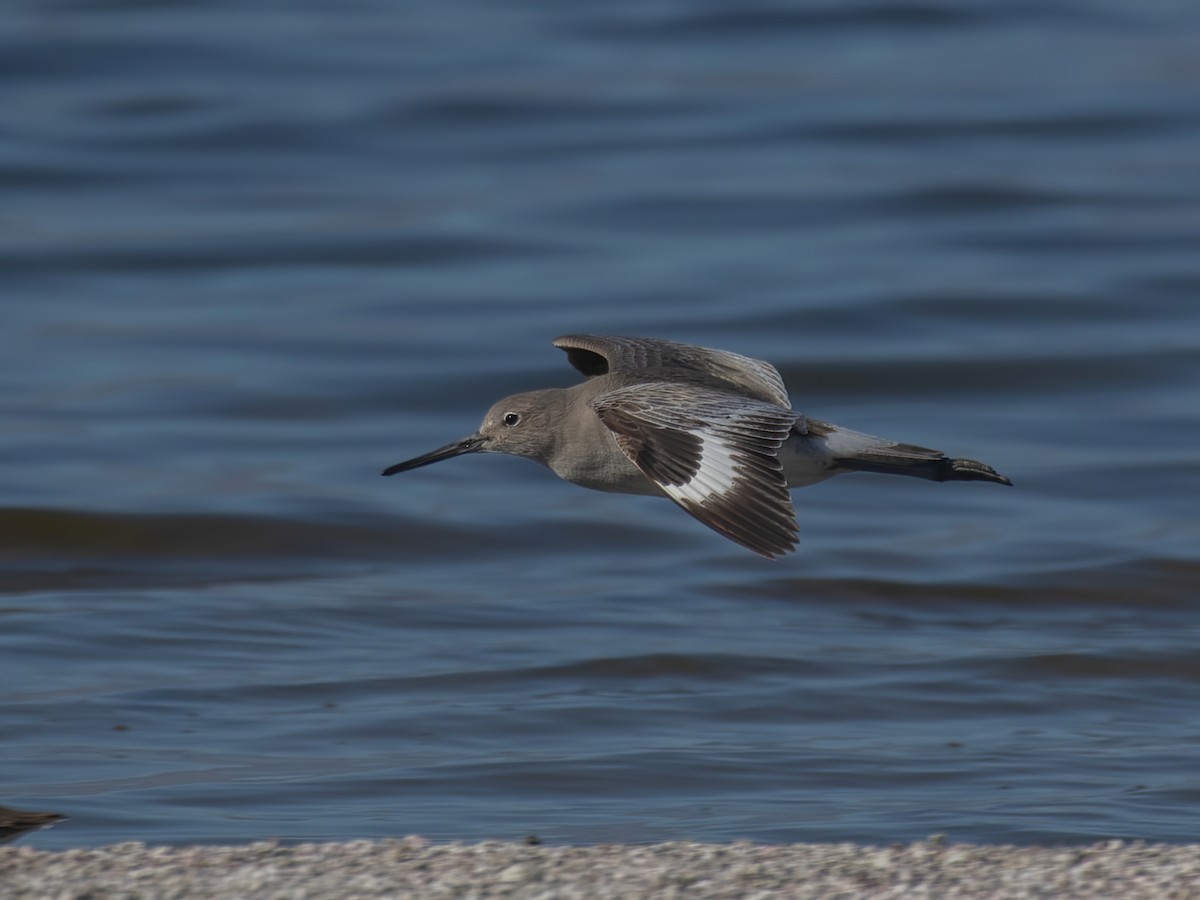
[3,0,1200,848]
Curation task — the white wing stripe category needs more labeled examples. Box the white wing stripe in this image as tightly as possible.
[590,381,801,557]
[659,434,738,505]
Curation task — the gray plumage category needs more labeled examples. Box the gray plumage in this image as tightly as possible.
[383,334,1011,558]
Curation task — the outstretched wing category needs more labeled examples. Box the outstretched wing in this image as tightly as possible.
[590,382,801,558]
[554,334,790,408]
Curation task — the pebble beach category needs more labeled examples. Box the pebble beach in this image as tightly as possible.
[4,837,1199,899]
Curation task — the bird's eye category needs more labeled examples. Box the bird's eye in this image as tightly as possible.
[503,412,521,426]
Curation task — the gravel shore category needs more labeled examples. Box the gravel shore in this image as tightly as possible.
[4,837,1199,899]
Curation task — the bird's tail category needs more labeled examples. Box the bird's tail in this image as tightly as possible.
[809,421,1012,486]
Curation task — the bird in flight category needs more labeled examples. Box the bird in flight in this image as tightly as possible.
[383,334,1011,558]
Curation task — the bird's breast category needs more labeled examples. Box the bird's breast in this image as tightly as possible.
[545,429,666,497]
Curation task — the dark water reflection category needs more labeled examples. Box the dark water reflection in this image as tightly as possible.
[3,0,1200,848]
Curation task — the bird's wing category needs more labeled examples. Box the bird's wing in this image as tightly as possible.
[554,334,790,408]
[590,382,801,558]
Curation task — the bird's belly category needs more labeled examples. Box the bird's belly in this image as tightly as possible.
[571,469,666,496]
[547,439,666,497]
[560,457,666,496]
[780,432,840,489]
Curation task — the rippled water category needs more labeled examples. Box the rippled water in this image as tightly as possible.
[4,0,1199,848]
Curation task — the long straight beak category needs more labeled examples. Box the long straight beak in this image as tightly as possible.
[381,434,486,476]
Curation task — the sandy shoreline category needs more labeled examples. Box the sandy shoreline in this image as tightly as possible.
[3,837,1199,898]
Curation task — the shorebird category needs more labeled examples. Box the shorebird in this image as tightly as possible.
[382,335,1010,558]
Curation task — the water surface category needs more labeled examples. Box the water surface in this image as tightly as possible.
[3,0,1199,848]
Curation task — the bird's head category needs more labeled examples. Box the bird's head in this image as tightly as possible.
[381,389,563,476]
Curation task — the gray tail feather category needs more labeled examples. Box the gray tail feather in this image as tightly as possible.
[832,442,1013,486]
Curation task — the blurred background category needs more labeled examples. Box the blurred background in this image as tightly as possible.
[3,0,1198,848]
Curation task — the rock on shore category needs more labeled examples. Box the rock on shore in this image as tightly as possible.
[3,836,1198,899]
